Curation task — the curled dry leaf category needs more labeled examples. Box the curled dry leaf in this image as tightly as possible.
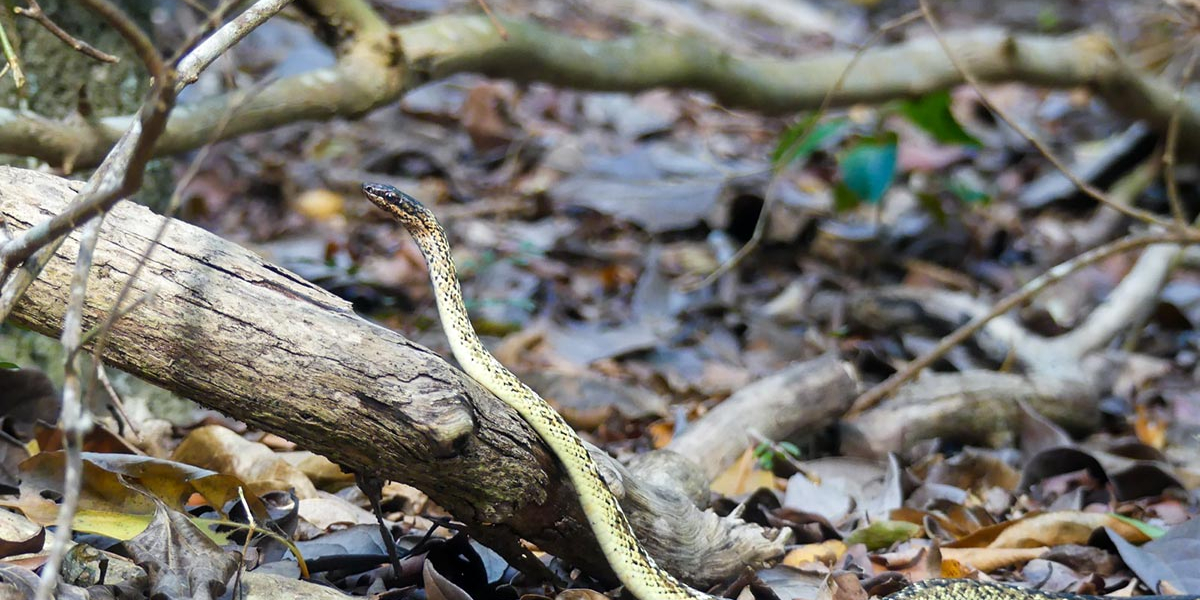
[423,557,474,600]
[0,508,43,559]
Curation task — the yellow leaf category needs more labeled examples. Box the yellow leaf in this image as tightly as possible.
[941,547,1047,573]
[783,540,848,567]
[710,448,780,496]
[291,189,345,221]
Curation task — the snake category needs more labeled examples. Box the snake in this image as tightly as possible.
[360,183,1200,600]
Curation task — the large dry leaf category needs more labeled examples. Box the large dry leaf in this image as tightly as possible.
[125,500,239,600]
[939,546,1047,573]
[988,512,1149,549]
[2,452,266,542]
[423,559,473,600]
[1106,517,1200,594]
[171,425,319,499]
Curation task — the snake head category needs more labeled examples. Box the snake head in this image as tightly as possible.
[361,183,435,228]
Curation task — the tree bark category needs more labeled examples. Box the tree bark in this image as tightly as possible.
[0,166,781,585]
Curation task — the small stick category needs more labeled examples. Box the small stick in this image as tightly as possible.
[15,0,120,63]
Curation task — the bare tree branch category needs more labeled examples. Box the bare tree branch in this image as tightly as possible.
[3,20,1200,169]
[848,230,1200,416]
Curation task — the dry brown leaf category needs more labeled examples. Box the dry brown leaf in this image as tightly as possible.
[277,451,355,491]
[1134,405,1167,450]
[832,571,868,600]
[944,513,1033,548]
[555,590,611,600]
[171,425,318,499]
[941,546,1047,573]
[460,82,516,152]
[988,512,1149,548]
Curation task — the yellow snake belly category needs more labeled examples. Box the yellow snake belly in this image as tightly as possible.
[359,183,1199,600]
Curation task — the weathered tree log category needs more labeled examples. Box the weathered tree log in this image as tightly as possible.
[667,354,859,482]
[0,166,780,585]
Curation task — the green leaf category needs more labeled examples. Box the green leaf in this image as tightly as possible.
[832,182,861,213]
[916,192,948,226]
[844,520,921,550]
[0,362,18,370]
[899,91,981,146]
[772,116,848,169]
[1110,513,1166,540]
[777,441,800,457]
[947,177,990,205]
[752,442,774,470]
[840,136,898,205]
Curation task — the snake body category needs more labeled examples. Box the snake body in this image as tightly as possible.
[360,183,1200,600]
[362,183,709,599]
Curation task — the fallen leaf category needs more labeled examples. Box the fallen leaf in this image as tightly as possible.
[988,512,1149,549]
[291,188,345,221]
[172,425,318,499]
[711,448,781,497]
[1105,517,1200,594]
[940,546,1047,573]
[0,508,42,559]
[782,540,848,568]
[126,499,239,600]
[845,521,921,551]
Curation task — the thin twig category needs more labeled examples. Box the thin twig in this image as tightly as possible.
[848,229,1200,416]
[35,216,101,600]
[1163,48,1199,224]
[95,363,139,439]
[175,0,292,87]
[474,0,508,40]
[683,9,922,291]
[917,0,1183,234]
[0,7,26,89]
[15,0,120,63]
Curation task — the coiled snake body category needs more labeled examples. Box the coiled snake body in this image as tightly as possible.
[360,183,1198,600]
